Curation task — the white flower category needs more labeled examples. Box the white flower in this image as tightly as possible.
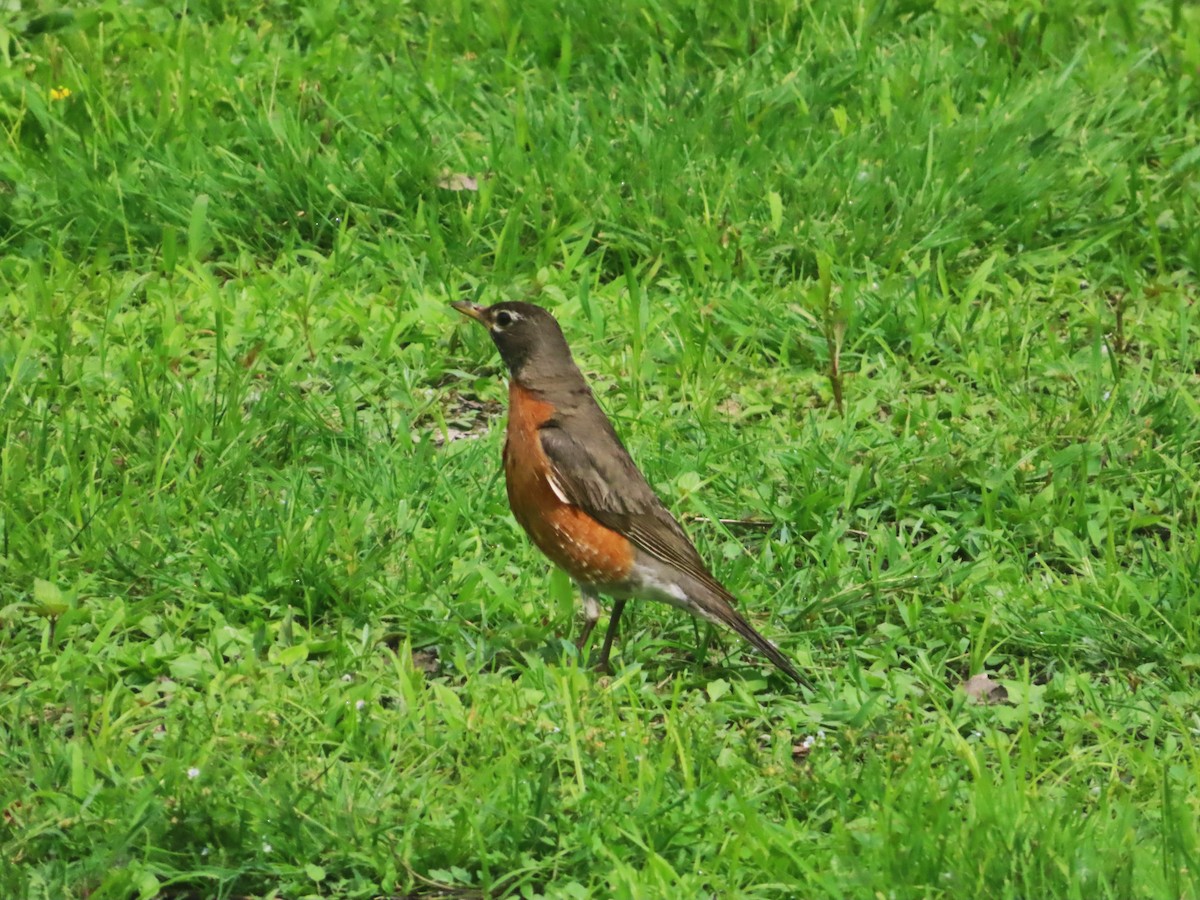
[262,842,273,853]
[187,767,201,780]
[355,699,365,710]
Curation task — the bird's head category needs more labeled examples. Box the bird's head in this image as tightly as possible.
[452,301,573,380]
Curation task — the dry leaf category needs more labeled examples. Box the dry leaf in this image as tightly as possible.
[716,396,743,418]
[425,393,501,446]
[437,170,478,192]
[412,648,440,675]
[961,673,1009,705]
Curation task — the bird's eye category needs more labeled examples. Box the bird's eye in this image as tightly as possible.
[493,311,514,329]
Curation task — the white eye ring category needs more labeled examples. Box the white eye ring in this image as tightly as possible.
[492,310,522,330]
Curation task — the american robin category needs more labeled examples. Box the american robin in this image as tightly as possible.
[453,300,806,688]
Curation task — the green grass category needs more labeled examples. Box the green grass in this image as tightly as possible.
[2,0,1200,896]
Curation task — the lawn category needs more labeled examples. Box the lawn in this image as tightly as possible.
[2,0,1199,897]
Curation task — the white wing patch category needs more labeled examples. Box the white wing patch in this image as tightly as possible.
[546,469,571,504]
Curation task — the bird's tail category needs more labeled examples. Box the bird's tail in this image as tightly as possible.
[696,588,808,690]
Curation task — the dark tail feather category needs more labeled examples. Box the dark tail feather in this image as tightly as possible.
[702,595,809,690]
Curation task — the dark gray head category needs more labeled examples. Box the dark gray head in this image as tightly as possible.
[452,301,579,382]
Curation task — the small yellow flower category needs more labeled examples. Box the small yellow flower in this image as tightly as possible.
[49,86,72,101]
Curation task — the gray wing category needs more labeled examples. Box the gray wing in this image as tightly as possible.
[541,401,809,688]
[537,408,721,589]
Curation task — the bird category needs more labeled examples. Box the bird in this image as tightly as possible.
[452,300,806,688]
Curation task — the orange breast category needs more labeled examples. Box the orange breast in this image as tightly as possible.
[503,381,634,586]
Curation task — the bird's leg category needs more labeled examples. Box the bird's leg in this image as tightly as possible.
[594,598,628,675]
[575,586,602,655]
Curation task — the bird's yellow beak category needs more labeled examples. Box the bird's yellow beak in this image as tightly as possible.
[451,301,487,324]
